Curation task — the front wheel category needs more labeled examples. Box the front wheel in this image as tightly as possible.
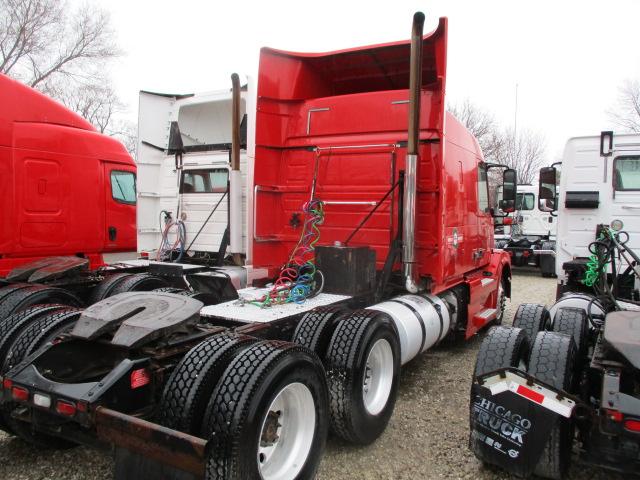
[203,341,329,480]
[325,310,401,444]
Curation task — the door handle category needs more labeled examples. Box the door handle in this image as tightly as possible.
[108,226,117,241]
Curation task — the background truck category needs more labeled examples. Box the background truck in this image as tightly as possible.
[495,183,557,276]
[469,131,640,479]
[0,74,137,277]
[0,13,516,480]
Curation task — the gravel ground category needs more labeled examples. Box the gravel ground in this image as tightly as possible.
[0,269,627,479]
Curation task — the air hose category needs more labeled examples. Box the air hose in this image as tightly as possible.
[249,199,325,307]
[157,211,187,263]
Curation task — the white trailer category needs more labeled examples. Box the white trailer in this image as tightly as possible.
[136,78,257,265]
[540,131,640,300]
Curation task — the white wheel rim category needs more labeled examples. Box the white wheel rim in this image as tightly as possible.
[257,382,315,480]
[362,339,394,416]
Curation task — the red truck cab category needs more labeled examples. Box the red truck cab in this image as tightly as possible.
[0,74,136,276]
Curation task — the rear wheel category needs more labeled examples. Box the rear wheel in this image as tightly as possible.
[158,333,256,434]
[203,341,329,480]
[552,307,588,359]
[109,273,169,296]
[528,331,577,479]
[512,303,549,344]
[473,326,530,377]
[324,310,400,444]
[88,273,134,304]
[291,306,350,358]
[491,277,508,325]
[0,285,81,321]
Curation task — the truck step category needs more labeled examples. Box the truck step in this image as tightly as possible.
[473,308,497,326]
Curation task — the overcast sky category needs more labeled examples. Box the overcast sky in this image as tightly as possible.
[97,0,640,161]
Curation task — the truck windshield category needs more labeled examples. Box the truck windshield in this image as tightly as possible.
[614,156,640,190]
[181,169,228,194]
[515,193,534,210]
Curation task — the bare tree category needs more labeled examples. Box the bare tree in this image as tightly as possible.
[0,0,136,153]
[0,0,119,89]
[608,79,640,133]
[494,128,546,184]
[448,98,505,161]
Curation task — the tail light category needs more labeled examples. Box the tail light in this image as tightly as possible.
[2,377,11,390]
[624,419,640,432]
[12,386,29,402]
[130,368,151,389]
[503,217,513,225]
[606,409,623,422]
[56,400,77,417]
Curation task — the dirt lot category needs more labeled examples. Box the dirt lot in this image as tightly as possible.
[0,269,627,479]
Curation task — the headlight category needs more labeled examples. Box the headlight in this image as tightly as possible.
[611,219,624,231]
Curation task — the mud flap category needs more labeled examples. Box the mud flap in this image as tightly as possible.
[470,382,558,477]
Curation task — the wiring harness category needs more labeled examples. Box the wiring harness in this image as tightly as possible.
[157,211,187,262]
[249,199,325,307]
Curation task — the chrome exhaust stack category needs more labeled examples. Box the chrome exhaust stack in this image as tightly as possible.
[403,12,425,294]
[229,73,243,254]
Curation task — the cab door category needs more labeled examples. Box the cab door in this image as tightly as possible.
[103,162,137,252]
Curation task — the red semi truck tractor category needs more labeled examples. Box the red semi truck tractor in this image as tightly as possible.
[0,74,136,276]
[0,13,516,480]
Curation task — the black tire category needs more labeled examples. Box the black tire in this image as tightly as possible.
[157,333,257,434]
[2,308,82,373]
[88,273,134,304]
[153,287,186,294]
[0,304,69,434]
[203,340,329,480]
[473,326,529,378]
[179,290,220,306]
[512,303,549,343]
[553,308,588,359]
[1,308,81,448]
[0,284,32,305]
[491,276,508,326]
[109,273,169,296]
[324,310,400,444]
[0,285,81,321]
[292,306,350,358]
[528,331,577,480]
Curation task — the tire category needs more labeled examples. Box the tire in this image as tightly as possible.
[203,340,329,480]
[528,331,577,480]
[473,326,530,378]
[552,307,588,359]
[157,333,257,434]
[88,273,134,304]
[512,303,549,343]
[324,310,400,444]
[1,308,81,448]
[0,284,32,305]
[0,285,81,321]
[491,276,508,326]
[153,287,186,294]
[0,304,69,434]
[291,306,350,358]
[109,273,169,296]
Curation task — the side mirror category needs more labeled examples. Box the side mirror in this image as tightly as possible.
[501,168,517,213]
[538,166,558,211]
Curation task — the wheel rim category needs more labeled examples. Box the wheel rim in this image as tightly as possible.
[257,382,315,480]
[362,339,394,416]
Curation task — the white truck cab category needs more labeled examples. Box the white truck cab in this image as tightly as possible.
[495,184,557,276]
[541,131,640,298]
[136,78,257,265]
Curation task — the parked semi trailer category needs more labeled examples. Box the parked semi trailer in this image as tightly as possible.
[0,74,137,277]
[0,13,516,480]
[495,183,557,277]
[469,131,640,478]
